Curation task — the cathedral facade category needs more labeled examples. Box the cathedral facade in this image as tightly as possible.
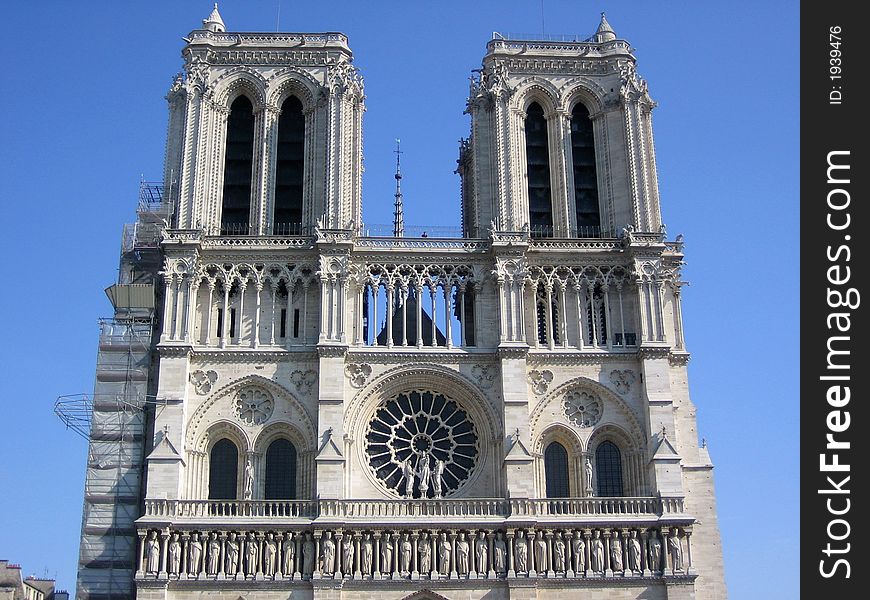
[76,7,726,600]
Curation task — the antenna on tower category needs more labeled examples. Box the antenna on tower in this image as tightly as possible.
[276,0,282,32]
[393,139,405,238]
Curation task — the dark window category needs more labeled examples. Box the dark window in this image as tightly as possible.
[229,308,236,338]
[293,309,300,338]
[216,308,223,338]
[274,96,305,234]
[570,103,600,236]
[264,439,297,499]
[544,442,570,498]
[595,440,624,496]
[208,439,238,500]
[536,283,560,345]
[221,96,255,234]
[525,102,553,237]
[280,308,287,338]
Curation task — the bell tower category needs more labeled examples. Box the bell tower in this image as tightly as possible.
[164,4,364,236]
[460,14,662,238]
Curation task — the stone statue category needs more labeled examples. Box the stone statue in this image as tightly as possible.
[263,532,277,576]
[361,534,373,574]
[244,459,255,500]
[322,533,336,574]
[402,458,416,496]
[590,531,604,572]
[611,534,624,572]
[144,531,160,574]
[628,531,642,572]
[456,533,469,575]
[282,533,295,575]
[534,535,547,572]
[648,531,662,572]
[585,458,594,496]
[416,452,432,495]
[514,531,528,573]
[668,532,683,571]
[418,533,431,573]
[343,537,355,575]
[302,534,315,575]
[475,532,488,573]
[206,532,220,576]
[245,533,259,576]
[381,534,394,573]
[494,533,506,573]
[168,533,182,574]
[401,535,412,574]
[571,532,585,572]
[432,460,445,498]
[438,532,451,575]
[225,532,240,576]
[553,533,566,572]
[188,532,203,576]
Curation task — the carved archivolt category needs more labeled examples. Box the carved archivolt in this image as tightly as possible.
[186,375,315,453]
[266,67,322,111]
[211,67,268,108]
[530,376,645,454]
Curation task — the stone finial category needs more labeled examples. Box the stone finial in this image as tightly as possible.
[594,12,616,43]
[203,3,226,33]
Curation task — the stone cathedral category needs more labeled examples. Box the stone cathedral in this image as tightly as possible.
[75,6,727,600]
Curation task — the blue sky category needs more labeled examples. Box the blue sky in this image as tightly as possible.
[0,1,798,598]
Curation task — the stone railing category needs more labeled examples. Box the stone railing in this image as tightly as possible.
[141,496,684,525]
[134,523,695,583]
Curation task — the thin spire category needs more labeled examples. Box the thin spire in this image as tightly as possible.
[594,12,616,42]
[203,3,226,32]
[393,139,405,238]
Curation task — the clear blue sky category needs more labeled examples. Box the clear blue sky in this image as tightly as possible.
[0,1,798,598]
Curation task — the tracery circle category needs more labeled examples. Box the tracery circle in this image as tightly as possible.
[365,390,479,498]
[234,387,274,425]
[564,391,602,427]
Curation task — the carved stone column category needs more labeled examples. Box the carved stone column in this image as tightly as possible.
[159,530,170,579]
[506,530,516,578]
[449,531,458,579]
[411,531,420,580]
[661,528,671,574]
[603,529,613,577]
[583,529,592,577]
[354,533,362,579]
[373,531,382,579]
[136,531,147,578]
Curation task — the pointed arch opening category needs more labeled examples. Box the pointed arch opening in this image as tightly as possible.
[264,438,298,499]
[208,438,239,499]
[525,102,553,237]
[544,441,570,498]
[273,96,305,235]
[595,440,624,497]
[221,96,256,235]
[570,102,600,236]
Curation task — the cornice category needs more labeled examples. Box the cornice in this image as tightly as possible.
[526,350,640,366]
[188,348,318,363]
[346,348,497,364]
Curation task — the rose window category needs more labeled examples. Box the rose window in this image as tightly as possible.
[365,390,479,498]
[564,391,602,427]
[234,387,274,425]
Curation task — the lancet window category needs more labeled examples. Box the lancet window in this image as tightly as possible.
[595,440,624,497]
[273,96,305,235]
[264,439,297,500]
[525,102,553,237]
[544,441,570,498]
[220,96,256,235]
[208,439,239,500]
[569,102,600,236]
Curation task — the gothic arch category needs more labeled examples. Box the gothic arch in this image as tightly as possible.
[252,421,310,455]
[200,419,249,455]
[185,374,315,453]
[529,376,646,450]
[561,79,608,116]
[212,68,267,109]
[267,69,322,112]
[512,78,561,117]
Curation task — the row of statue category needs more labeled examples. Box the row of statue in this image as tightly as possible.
[139,526,690,579]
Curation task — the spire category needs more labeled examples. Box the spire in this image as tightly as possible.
[594,12,616,43]
[202,3,226,33]
[393,139,405,238]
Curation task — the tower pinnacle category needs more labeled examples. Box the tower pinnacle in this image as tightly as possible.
[203,3,226,33]
[594,12,616,42]
[393,139,405,238]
